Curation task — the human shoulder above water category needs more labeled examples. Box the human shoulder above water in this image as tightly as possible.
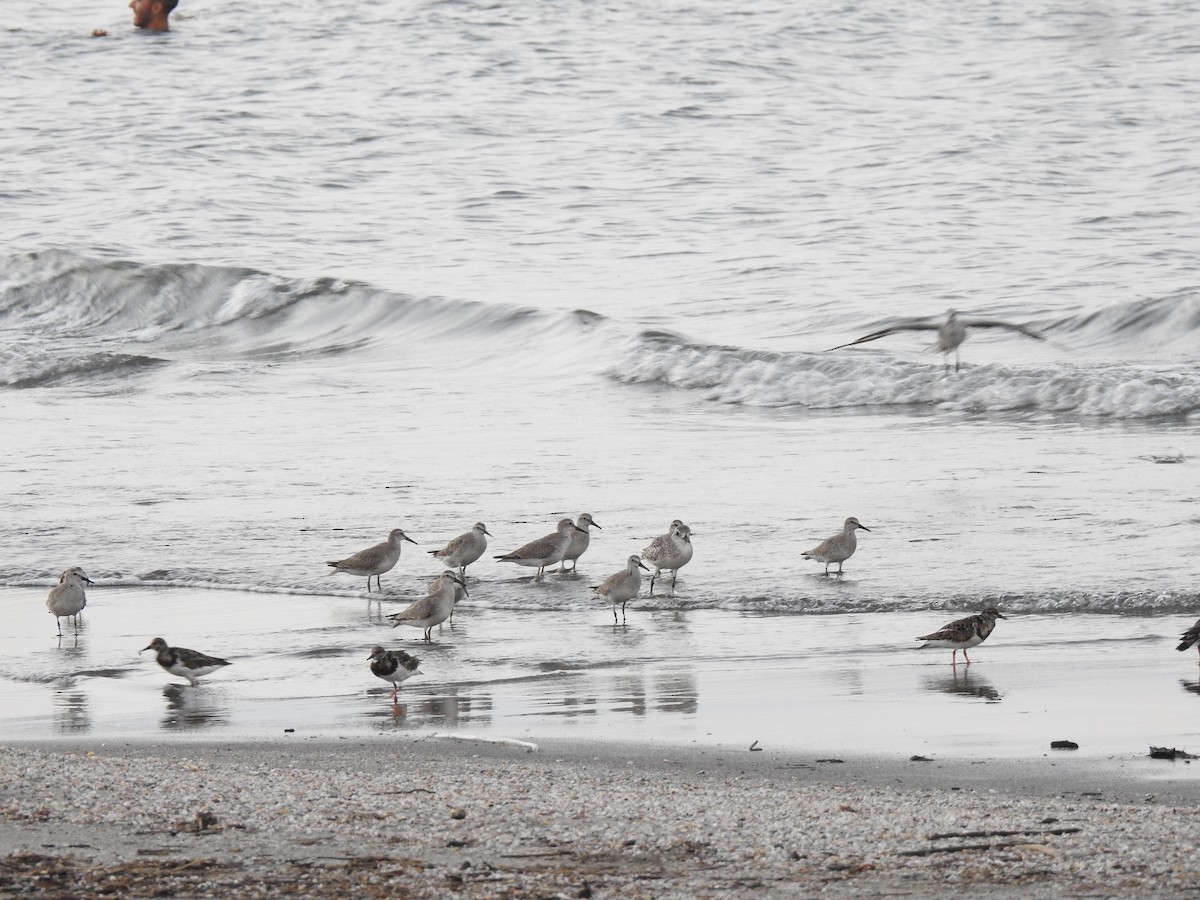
[129,0,179,32]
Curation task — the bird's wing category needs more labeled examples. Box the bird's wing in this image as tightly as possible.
[388,597,434,621]
[963,319,1046,341]
[433,533,467,557]
[827,322,940,352]
[917,615,974,642]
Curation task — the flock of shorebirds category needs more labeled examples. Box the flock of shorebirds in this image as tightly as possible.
[44,507,1200,702]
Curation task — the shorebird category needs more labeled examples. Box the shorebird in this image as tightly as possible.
[827,309,1046,371]
[368,646,422,700]
[642,522,693,596]
[916,609,1006,665]
[427,522,491,576]
[142,637,232,686]
[387,571,467,641]
[559,513,601,572]
[494,518,586,578]
[46,567,93,636]
[802,517,871,577]
[326,527,417,592]
[1177,619,1200,658]
[594,555,650,624]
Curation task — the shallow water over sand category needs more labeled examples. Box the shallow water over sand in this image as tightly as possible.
[6,586,1200,770]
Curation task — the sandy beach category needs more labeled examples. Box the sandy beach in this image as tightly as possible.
[5,735,1200,898]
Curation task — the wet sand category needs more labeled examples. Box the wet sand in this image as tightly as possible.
[8,588,1200,895]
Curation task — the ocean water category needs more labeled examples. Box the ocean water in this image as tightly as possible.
[1,0,1198,748]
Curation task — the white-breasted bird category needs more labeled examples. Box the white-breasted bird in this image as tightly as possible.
[368,646,422,701]
[494,518,586,578]
[801,517,870,577]
[46,567,93,636]
[427,522,491,576]
[559,513,601,572]
[142,637,232,686]
[642,522,693,596]
[387,571,467,641]
[916,609,1006,665]
[326,528,417,592]
[594,555,650,624]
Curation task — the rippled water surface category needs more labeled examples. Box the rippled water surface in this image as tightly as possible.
[1,0,1197,744]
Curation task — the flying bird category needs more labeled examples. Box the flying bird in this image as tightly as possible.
[828,309,1046,371]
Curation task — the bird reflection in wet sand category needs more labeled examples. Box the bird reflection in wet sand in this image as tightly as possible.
[828,309,1047,372]
[160,684,229,730]
[923,669,1002,702]
[53,692,91,734]
[916,608,1005,665]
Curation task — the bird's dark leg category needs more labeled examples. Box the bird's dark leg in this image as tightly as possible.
[648,574,657,597]
[963,649,972,664]
[621,602,627,624]
[613,605,618,624]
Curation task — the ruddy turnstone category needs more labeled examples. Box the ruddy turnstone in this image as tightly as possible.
[142,637,232,686]
[368,646,422,700]
[916,608,1006,664]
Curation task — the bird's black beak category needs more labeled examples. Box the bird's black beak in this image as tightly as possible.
[637,561,649,571]
[404,533,418,544]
